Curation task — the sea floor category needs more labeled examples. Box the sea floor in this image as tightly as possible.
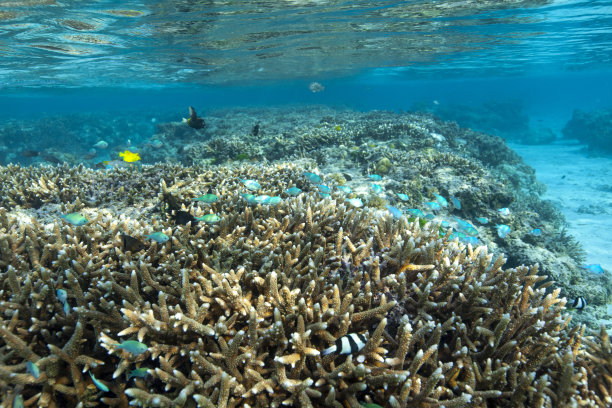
[510,140,612,274]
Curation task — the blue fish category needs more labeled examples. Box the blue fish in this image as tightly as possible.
[530,228,542,236]
[396,192,409,201]
[496,224,511,238]
[115,340,148,356]
[318,192,331,199]
[268,196,282,205]
[60,213,89,226]
[475,217,489,224]
[581,264,605,274]
[424,214,435,220]
[57,288,68,303]
[254,195,271,205]
[127,367,149,380]
[425,201,441,211]
[498,208,511,216]
[368,174,382,181]
[240,179,261,191]
[241,193,257,204]
[406,208,425,217]
[26,361,40,379]
[285,187,302,196]
[433,194,448,207]
[90,372,109,392]
[461,236,480,246]
[370,184,383,194]
[336,185,352,194]
[303,172,322,183]
[13,394,24,408]
[440,220,451,228]
[450,196,461,210]
[454,217,478,236]
[386,205,402,219]
[316,184,332,194]
[146,232,169,244]
[346,198,363,208]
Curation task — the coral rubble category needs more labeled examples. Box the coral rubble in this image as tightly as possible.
[0,162,609,407]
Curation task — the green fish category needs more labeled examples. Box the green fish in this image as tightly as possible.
[196,214,221,224]
[285,187,302,196]
[241,193,257,204]
[60,212,88,226]
[26,361,40,379]
[146,232,169,244]
[115,340,148,356]
[13,394,24,408]
[56,288,68,303]
[240,179,261,191]
[90,372,109,392]
[268,196,282,205]
[194,193,218,204]
[361,404,384,408]
[127,367,150,380]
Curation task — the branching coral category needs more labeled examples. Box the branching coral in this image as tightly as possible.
[0,162,607,407]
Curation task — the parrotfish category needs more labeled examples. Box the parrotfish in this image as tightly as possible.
[370,184,383,194]
[450,196,461,210]
[90,372,109,392]
[396,192,409,201]
[581,264,605,274]
[316,184,332,194]
[196,214,221,224]
[268,196,282,205]
[26,361,40,379]
[322,333,367,356]
[368,174,382,181]
[285,187,302,196]
[475,217,489,224]
[530,228,542,236]
[346,198,363,208]
[60,212,88,226]
[240,179,261,191]
[336,185,352,194]
[303,172,322,183]
[146,232,170,244]
[386,205,402,219]
[425,201,441,211]
[496,224,511,238]
[433,193,448,207]
[194,194,218,203]
[114,340,148,356]
[498,207,511,216]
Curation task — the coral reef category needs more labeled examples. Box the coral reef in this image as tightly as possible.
[0,162,609,407]
[563,109,612,154]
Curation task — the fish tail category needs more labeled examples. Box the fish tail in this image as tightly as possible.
[321,345,336,356]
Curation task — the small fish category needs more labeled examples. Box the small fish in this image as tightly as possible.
[336,185,352,194]
[196,214,222,224]
[115,340,148,356]
[241,193,257,204]
[433,194,448,207]
[121,234,145,253]
[308,81,325,93]
[425,201,441,211]
[316,184,332,194]
[475,217,489,224]
[12,394,24,408]
[63,301,70,315]
[424,214,435,220]
[450,196,461,210]
[368,174,382,181]
[254,195,271,205]
[360,404,384,408]
[285,187,302,196]
[20,150,39,157]
[240,179,261,191]
[530,228,542,237]
[194,194,218,203]
[119,150,140,163]
[303,172,322,183]
[173,210,197,226]
[26,361,40,379]
[440,220,451,228]
[145,139,163,148]
[322,333,367,356]
[60,212,88,226]
[496,224,511,238]
[146,232,170,244]
[184,106,205,129]
[460,236,479,246]
[93,141,108,149]
[498,207,511,216]
[318,193,331,199]
[406,208,425,217]
[57,288,68,303]
[454,217,478,236]
[346,198,363,208]
[386,205,402,219]
[268,196,282,205]
[127,367,149,380]
[570,296,586,310]
[334,125,341,131]
[90,372,109,392]
[370,184,382,194]
[396,193,409,201]
[581,264,605,274]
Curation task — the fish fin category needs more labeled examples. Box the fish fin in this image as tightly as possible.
[189,106,197,120]
[321,346,335,356]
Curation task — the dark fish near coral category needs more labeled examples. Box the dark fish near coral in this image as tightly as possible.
[20,150,39,157]
[322,333,367,356]
[251,122,260,136]
[173,210,197,226]
[570,296,586,310]
[184,106,205,129]
[121,234,145,253]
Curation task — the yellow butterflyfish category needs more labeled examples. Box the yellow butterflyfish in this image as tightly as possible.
[119,150,140,163]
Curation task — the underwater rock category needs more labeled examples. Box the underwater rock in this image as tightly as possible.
[563,109,612,153]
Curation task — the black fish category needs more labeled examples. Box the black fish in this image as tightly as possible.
[20,150,39,157]
[122,234,145,253]
[251,122,260,136]
[173,210,197,226]
[186,106,205,130]
[570,296,586,310]
[321,333,367,356]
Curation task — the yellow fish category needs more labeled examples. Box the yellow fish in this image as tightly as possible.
[119,150,140,162]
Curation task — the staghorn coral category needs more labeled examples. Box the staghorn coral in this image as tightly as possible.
[0,161,608,408]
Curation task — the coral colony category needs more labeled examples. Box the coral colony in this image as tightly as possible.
[0,108,611,407]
